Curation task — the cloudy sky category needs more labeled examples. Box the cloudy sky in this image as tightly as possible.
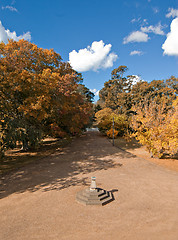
[0,0,178,101]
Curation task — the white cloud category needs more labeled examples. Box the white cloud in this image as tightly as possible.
[127,75,142,85]
[130,50,143,56]
[166,8,178,18]
[124,21,166,44]
[123,31,149,44]
[90,89,99,96]
[141,22,165,35]
[0,21,31,44]
[2,5,18,12]
[69,40,118,72]
[132,75,142,84]
[162,18,178,56]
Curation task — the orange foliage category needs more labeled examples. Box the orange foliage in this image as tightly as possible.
[106,129,119,139]
[0,40,93,153]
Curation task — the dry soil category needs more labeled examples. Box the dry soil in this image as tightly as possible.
[0,131,178,240]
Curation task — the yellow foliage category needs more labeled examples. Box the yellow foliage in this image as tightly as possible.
[95,108,129,137]
[95,108,113,124]
[131,97,178,158]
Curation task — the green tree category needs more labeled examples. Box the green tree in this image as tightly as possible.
[99,65,141,113]
[99,65,177,115]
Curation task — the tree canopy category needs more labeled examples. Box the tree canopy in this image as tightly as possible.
[98,65,177,114]
[0,40,93,155]
[95,65,178,158]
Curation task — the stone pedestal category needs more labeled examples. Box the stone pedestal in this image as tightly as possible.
[76,177,114,206]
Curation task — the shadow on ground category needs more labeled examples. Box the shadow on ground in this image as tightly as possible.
[0,132,135,199]
[112,137,141,151]
[0,137,70,175]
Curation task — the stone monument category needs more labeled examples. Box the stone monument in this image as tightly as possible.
[76,177,114,206]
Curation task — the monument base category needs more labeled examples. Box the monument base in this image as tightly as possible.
[76,187,114,206]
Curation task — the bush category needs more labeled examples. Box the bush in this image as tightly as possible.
[95,108,129,137]
[106,129,119,138]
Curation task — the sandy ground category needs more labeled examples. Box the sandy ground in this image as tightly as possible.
[0,131,178,240]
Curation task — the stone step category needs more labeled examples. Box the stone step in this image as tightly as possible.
[76,188,114,206]
[76,196,103,206]
[76,193,113,206]
[76,191,100,202]
[76,192,108,202]
[81,189,105,199]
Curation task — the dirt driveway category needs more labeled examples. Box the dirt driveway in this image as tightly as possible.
[0,131,178,240]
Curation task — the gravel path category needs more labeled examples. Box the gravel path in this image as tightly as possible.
[0,131,178,240]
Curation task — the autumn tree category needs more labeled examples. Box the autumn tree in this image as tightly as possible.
[0,40,93,155]
[77,84,94,103]
[131,96,178,158]
[96,65,177,154]
[166,76,178,94]
[95,108,129,137]
[131,79,176,109]
[0,40,65,149]
[99,66,141,113]
[98,65,177,115]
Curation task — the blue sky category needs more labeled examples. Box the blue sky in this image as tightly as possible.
[0,0,178,101]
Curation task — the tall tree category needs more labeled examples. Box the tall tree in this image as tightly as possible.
[99,65,140,113]
[98,65,177,114]
[131,96,178,158]
[0,40,93,154]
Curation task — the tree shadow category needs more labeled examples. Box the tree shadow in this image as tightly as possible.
[0,137,70,175]
[113,137,178,160]
[0,132,134,199]
[112,137,142,151]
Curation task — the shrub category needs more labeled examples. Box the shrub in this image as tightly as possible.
[95,108,129,137]
[106,128,119,138]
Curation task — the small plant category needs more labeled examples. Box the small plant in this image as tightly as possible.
[106,129,119,139]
